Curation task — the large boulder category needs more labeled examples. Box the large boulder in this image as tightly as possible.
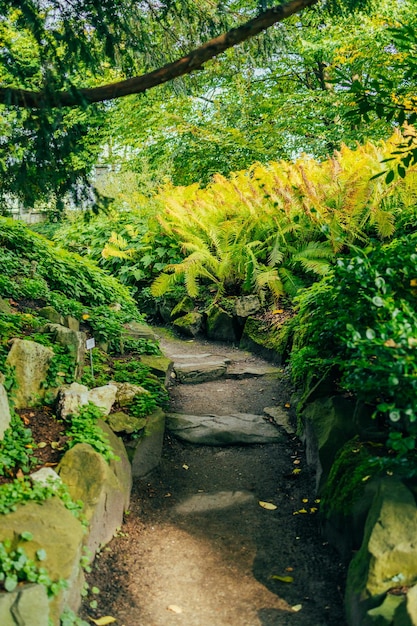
[346,479,417,626]
[129,408,166,477]
[205,304,240,342]
[87,384,117,416]
[58,437,131,555]
[0,497,85,625]
[172,312,203,337]
[5,339,54,408]
[239,316,283,363]
[139,354,174,387]
[301,396,358,489]
[170,296,195,321]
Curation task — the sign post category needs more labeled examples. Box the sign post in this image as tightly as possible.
[86,337,96,379]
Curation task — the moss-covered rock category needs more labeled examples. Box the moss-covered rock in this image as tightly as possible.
[205,304,239,342]
[107,411,147,434]
[58,440,131,555]
[239,316,283,363]
[172,312,203,337]
[6,339,54,408]
[346,479,417,626]
[0,497,85,624]
[130,408,165,477]
[139,354,174,386]
[301,396,358,489]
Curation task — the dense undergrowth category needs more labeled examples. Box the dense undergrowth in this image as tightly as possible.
[0,217,169,617]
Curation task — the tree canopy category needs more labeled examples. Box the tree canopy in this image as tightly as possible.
[0,0,412,211]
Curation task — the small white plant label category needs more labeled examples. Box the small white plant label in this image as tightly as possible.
[86,338,96,350]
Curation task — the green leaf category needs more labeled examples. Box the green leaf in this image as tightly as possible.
[4,576,18,592]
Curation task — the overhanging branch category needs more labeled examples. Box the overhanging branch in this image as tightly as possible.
[0,0,318,108]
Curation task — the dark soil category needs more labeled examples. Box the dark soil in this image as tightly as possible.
[78,332,347,626]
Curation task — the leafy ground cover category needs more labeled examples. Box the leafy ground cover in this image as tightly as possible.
[0,218,170,615]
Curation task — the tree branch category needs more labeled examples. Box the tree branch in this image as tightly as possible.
[0,0,318,109]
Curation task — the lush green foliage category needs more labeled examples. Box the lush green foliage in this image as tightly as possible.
[148,136,415,302]
[340,6,417,179]
[320,438,417,518]
[112,360,169,412]
[291,234,417,454]
[0,218,137,310]
[65,403,117,463]
[0,412,36,477]
[0,477,84,519]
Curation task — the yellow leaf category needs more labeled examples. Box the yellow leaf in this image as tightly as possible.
[292,604,303,612]
[182,464,189,470]
[82,314,90,320]
[284,403,291,408]
[271,575,294,583]
[362,475,371,482]
[90,617,117,626]
[259,501,277,510]
[302,498,308,503]
[273,309,284,314]
[292,468,301,475]
[410,279,417,287]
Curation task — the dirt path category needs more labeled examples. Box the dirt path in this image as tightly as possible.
[80,332,346,626]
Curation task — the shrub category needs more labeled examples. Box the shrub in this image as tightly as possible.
[291,235,417,454]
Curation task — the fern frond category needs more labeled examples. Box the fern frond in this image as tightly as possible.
[150,272,179,297]
[101,243,133,260]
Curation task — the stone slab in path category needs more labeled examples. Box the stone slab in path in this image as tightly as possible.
[166,411,283,445]
[174,490,255,515]
[226,363,283,379]
[263,406,296,435]
[173,356,230,384]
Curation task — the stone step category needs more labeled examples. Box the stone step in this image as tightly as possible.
[172,357,230,384]
[263,406,296,435]
[166,411,283,445]
[225,363,283,379]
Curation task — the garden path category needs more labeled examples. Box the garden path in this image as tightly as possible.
[80,330,346,626]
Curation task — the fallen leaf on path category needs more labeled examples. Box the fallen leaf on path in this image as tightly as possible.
[259,501,277,510]
[182,464,189,470]
[167,605,183,614]
[271,575,294,583]
[90,617,117,625]
[37,442,47,448]
[292,604,303,612]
